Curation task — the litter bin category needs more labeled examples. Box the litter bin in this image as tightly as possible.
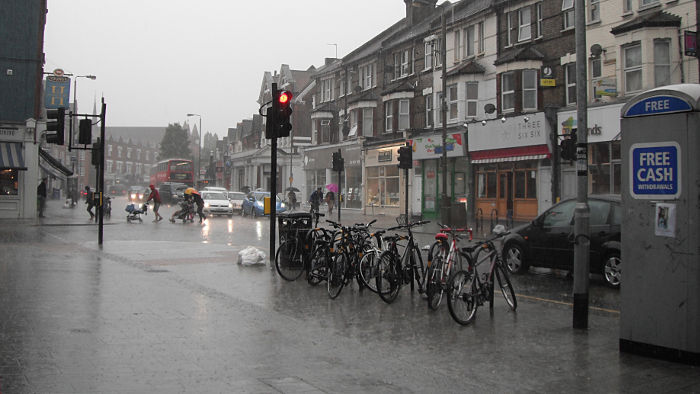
[450,202,467,228]
[277,212,313,245]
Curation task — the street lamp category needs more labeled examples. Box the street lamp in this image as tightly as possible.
[187,113,202,188]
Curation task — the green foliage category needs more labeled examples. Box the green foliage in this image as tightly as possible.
[159,123,192,160]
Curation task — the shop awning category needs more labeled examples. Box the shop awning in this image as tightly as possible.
[0,142,26,170]
[470,145,550,163]
[39,148,73,177]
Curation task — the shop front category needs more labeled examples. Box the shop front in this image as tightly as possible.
[364,144,405,216]
[557,103,624,199]
[409,132,467,219]
[0,123,39,219]
[303,142,362,209]
[469,113,551,222]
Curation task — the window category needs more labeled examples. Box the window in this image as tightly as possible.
[339,75,346,97]
[127,148,132,159]
[425,94,434,127]
[641,0,659,7]
[506,12,513,46]
[466,82,478,118]
[117,146,122,158]
[385,101,393,133]
[398,99,410,130]
[425,41,434,69]
[522,69,538,110]
[106,160,113,173]
[401,50,410,76]
[434,39,442,67]
[321,78,334,102]
[146,151,150,161]
[518,7,531,42]
[654,39,671,87]
[478,22,485,53]
[589,141,621,194]
[394,52,401,79]
[562,0,574,30]
[448,84,458,120]
[589,0,600,22]
[565,63,576,105]
[107,144,113,157]
[536,3,543,37]
[454,31,461,61]
[320,119,331,143]
[591,57,602,99]
[514,170,537,198]
[360,63,374,90]
[477,171,497,198]
[347,73,353,95]
[623,0,632,12]
[366,165,400,207]
[465,25,475,57]
[543,200,575,227]
[501,72,515,112]
[624,44,642,93]
[363,108,373,136]
[0,169,19,195]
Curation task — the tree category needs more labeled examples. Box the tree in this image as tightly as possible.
[159,123,192,160]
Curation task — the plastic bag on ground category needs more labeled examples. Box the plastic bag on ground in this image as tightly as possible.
[237,246,266,266]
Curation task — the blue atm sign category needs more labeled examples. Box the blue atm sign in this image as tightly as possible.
[624,95,692,117]
[630,142,681,199]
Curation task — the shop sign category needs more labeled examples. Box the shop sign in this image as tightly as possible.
[45,75,71,109]
[408,132,465,160]
[469,113,548,151]
[378,150,392,162]
[630,141,680,199]
[593,77,617,97]
[557,103,624,143]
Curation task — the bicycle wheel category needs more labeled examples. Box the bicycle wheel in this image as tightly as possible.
[447,269,478,325]
[426,255,444,310]
[327,252,347,299]
[495,262,517,311]
[307,245,328,286]
[359,249,380,293]
[376,251,401,304]
[275,240,304,281]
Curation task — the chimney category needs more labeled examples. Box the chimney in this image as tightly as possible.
[405,0,438,26]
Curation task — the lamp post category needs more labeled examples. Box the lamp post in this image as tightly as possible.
[187,113,202,188]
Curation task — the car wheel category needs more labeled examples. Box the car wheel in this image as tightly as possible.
[603,252,621,288]
[503,242,527,274]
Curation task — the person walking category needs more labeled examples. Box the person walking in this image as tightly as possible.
[309,187,322,215]
[287,190,297,211]
[37,177,47,218]
[85,185,95,221]
[146,184,163,222]
[325,190,335,215]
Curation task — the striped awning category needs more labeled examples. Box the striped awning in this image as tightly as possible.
[0,142,26,170]
[470,145,551,164]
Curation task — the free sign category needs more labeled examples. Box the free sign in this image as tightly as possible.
[629,142,681,199]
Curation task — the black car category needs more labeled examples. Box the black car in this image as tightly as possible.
[158,182,186,205]
[501,195,622,287]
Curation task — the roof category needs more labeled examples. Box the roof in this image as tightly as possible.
[611,10,681,35]
[494,46,545,65]
[105,127,166,147]
[381,80,416,96]
[446,59,486,77]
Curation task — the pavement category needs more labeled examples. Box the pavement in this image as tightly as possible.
[0,199,698,393]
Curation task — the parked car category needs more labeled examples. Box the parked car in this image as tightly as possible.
[200,191,233,217]
[227,191,246,214]
[128,186,147,203]
[159,182,187,205]
[241,191,288,217]
[501,195,622,287]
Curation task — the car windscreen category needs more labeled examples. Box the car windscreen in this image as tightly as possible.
[229,192,245,200]
[203,192,227,200]
[254,193,268,201]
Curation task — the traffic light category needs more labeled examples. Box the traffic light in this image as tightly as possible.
[91,140,102,167]
[46,107,65,145]
[560,130,577,161]
[275,90,293,137]
[398,145,413,169]
[78,119,92,144]
[332,151,344,172]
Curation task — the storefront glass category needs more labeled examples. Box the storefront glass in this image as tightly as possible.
[0,169,19,195]
[305,169,326,202]
[589,141,621,194]
[366,165,400,207]
[344,166,362,208]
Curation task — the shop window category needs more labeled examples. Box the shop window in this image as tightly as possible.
[515,171,526,198]
[0,169,19,195]
[478,171,497,198]
[526,170,537,198]
[514,169,537,198]
[366,165,400,207]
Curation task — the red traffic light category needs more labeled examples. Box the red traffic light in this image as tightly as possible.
[278,91,292,105]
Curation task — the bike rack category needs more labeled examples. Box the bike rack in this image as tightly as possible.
[490,208,499,231]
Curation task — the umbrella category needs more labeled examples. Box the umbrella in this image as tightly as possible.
[325,183,338,193]
[286,187,300,192]
[184,187,199,195]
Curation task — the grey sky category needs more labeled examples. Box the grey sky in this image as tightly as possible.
[43,1,410,138]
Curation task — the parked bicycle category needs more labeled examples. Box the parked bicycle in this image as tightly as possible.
[375,219,431,304]
[275,212,325,282]
[447,226,517,325]
[425,224,472,311]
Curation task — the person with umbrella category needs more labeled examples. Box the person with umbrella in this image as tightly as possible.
[309,187,323,215]
[325,187,335,215]
[185,188,206,223]
[286,187,298,211]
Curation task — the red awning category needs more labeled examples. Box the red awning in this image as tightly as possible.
[470,145,551,163]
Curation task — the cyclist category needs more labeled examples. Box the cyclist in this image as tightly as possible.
[309,187,323,215]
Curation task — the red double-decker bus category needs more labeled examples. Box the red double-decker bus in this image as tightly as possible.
[149,159,194,187]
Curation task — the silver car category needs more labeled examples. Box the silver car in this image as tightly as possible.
[200,191,233,217]
[227,191,246,214]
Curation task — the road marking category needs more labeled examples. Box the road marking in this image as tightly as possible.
[517,293,620,314]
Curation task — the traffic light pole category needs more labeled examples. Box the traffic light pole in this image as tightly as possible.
[98,99,106,246]
[337,149,342,222]
[269,83,279,265]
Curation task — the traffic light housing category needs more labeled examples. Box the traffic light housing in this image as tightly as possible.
[560,130,577,161]
[276,90,293,138]
[332,151,344,172]
[46,107,65,145]
[91,140,102,167]
[398,145,413,169]
[78,119,92,144]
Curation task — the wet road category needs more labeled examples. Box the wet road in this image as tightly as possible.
[0,197,697,393]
